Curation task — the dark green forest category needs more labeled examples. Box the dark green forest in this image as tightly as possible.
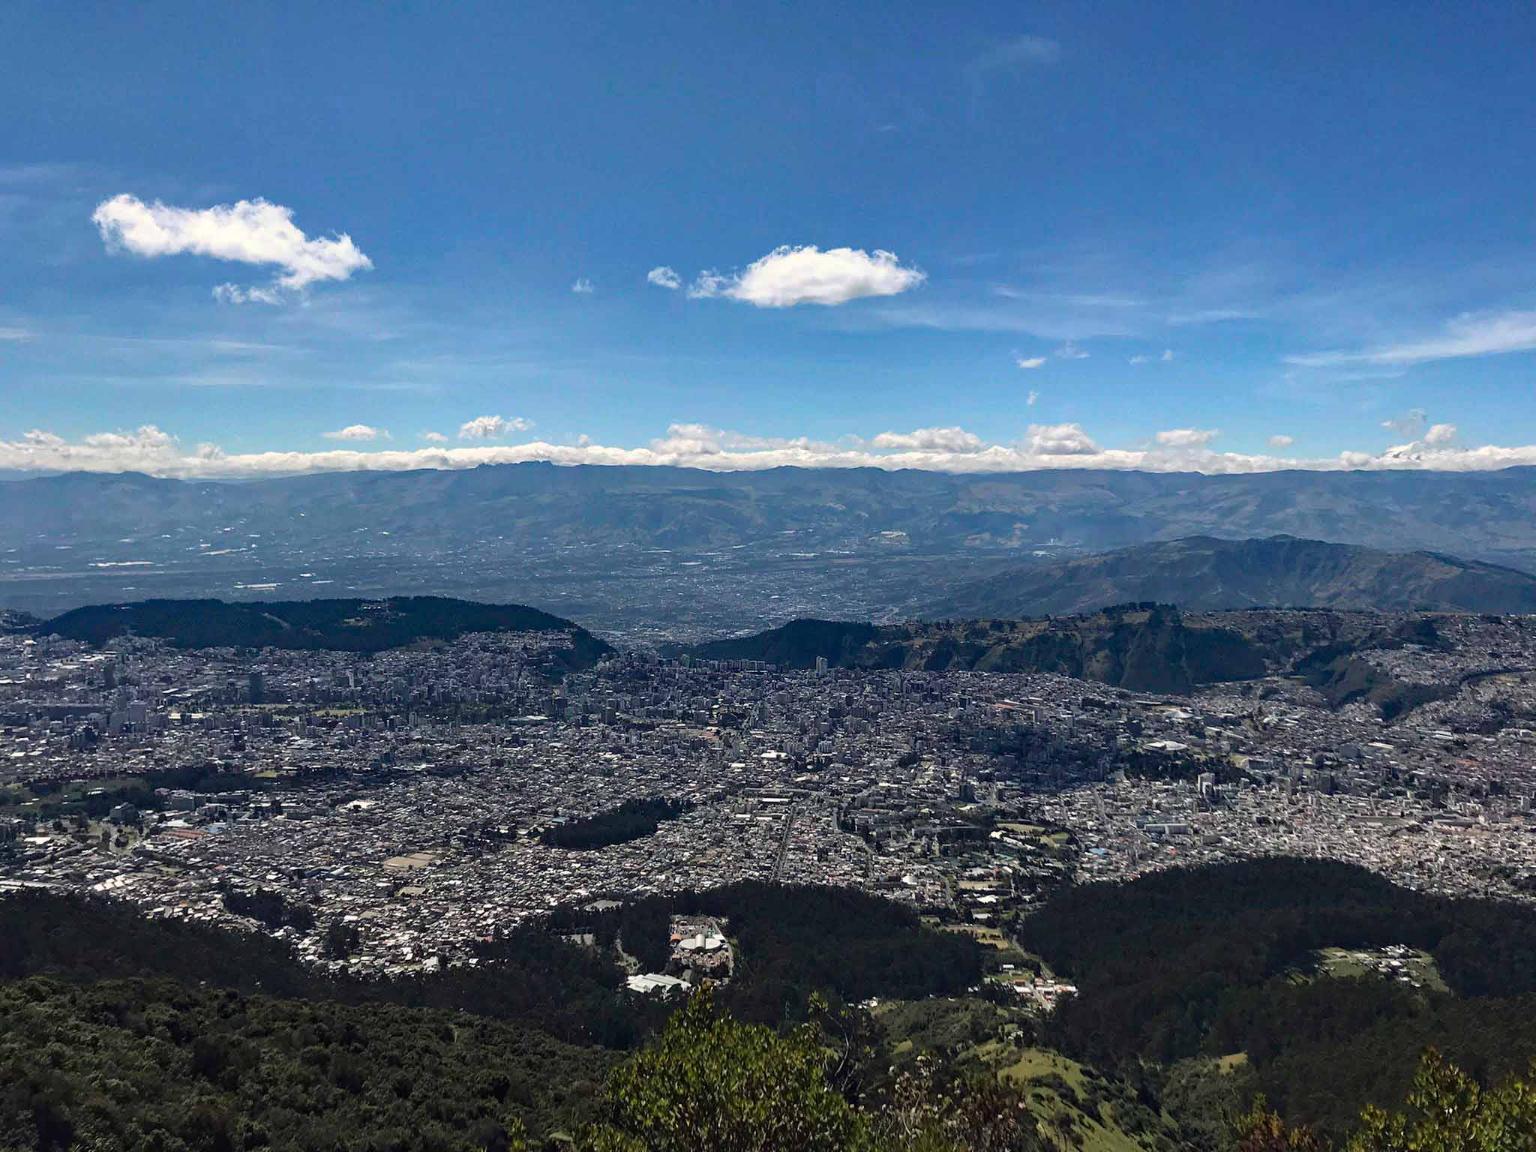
[36,596,612,667]
[539,797,693,851]
[7,862,1536,1149]
[1019,857,1536,1138]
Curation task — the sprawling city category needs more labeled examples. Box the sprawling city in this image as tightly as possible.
[11,3,1536,1149]
[7,605,1536,975]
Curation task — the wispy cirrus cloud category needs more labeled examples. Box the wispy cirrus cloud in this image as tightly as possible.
[92,194,372,303]
[1288,309,1536,367]
[965,35,1061,109]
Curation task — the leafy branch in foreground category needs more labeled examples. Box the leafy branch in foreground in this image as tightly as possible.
[1237,1050,1536,1152]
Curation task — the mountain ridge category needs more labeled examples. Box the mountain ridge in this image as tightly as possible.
[35,595,613,665]
[927,534,1536,618]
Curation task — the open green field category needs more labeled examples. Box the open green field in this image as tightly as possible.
[1310,945,1449,993]
[876,997,1183,1152]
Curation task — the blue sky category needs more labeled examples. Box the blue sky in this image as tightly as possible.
[4,1,1536,476]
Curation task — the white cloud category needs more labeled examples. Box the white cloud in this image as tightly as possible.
[458,414,533,440]
[1424,423,1457,445]
[1025,422,1099,456]
[421,431,449,443]
[1288,310,1536,367]
[93,194,371,302]
[1026,390,1039,407]
[1129,348,1176,365]
[323,424,388,442]
[0,326,32,342]
[647,266,681,290]
[1268,434,1294,449]
[1016,356,1046,369]
[212,283,284,306]
[871,427,985,454]
[1155,428,1220,448]
[1054,341,1089,360]
[571,278,595,295]
[1382,409,1428,438]
[688,245,925,308]
[7,423,1535,480]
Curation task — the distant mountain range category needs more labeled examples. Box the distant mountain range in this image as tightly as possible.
[34,596,612,666]
[8,465,1536,628]
[7,464,1536,558]
[927,535,1536,619]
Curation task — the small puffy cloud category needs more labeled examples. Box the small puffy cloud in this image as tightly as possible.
[92,194,371,302]
[1155,428,1220,448]
[1129,348,1175,365]
[688,245,925,308]
[1026,390,1039,407]
[458,414,533,440]
[1054,341,1089,360]
[1025,422,1099,456]
[647,266,682,290]
[1016,356,1046,369]
[1424,423,1457,445]
[1382,409,1427,438]
[213,283,283,305]
[420,431,449,443]
[323,424,388,442]
[1268,434,1295,449]
[571,278,595,295]
[871,427,985,454]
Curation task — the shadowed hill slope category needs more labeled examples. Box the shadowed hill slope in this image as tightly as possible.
[37,595,613,666]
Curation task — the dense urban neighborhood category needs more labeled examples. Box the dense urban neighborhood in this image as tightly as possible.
[7,605,1536,988]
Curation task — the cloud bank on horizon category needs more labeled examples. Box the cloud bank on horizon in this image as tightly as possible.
[3,420,1532,481]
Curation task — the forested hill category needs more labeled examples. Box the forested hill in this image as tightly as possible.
[1018,856,1536,1141]
[35,595,613,663]
[928,534,1536,619]
[689,607,1297,693]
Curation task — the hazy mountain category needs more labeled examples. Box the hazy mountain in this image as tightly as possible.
[8,465,1536,629]
[927,535,1536,619]
[7,464,1536,557]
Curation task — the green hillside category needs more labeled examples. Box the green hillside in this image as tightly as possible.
[690,606,1270,694]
